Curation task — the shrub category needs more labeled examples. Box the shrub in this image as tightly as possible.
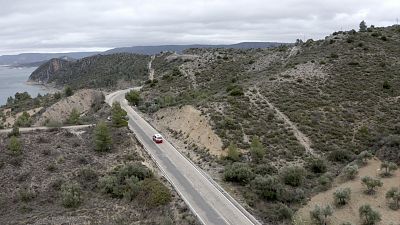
[8,126,20,137]
[18,186,36,202]
[64,86,73,97]
[14,112,32,127]
[342,164,359,180]
[251,175,282,200]
[385,187,400,210]
[275,203,293,220]
[224,163,254,184]
[66,108,81,125]
[140,178,172,207]
[226,142,240,161]
[250,136,265,162]
[380,161,398,177]
[333,187,351,206]
[318,173,333,191]
[383,80,391,89]
[359,205,381,225]
[125,90,142,106]
[8,136,22,155]
[61,182,82,208]
[310,205,333,225]
[357,151,373,165]
[280,166,306,187]
[94,121,112,152]
[328,149,353,162]
[361,176,383,194]
[307,157,327,174]
[111,102,128,127]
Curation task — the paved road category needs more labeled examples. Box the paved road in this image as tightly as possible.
[106,89,260,225]
[0,124,94,134]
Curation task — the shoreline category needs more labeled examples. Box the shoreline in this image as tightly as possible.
[25,80,60,93]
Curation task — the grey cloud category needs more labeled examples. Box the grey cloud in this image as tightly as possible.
[0,0,399,55]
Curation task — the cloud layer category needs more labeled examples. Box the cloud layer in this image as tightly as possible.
[0,0,399,55]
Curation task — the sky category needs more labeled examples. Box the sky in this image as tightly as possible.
[0,0,399,55]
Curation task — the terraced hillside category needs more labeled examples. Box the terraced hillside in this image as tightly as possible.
[137,25,400,224]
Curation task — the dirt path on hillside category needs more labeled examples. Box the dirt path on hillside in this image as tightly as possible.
[148,55,155,81]
[247,87,316,156]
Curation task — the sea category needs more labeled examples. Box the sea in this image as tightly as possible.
[0,66,50,106]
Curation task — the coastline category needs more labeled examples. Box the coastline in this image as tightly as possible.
[25,80,60,93]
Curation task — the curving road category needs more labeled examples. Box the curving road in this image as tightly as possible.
[106,89,261,225]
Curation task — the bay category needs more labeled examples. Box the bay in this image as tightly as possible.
[0,66,50,106]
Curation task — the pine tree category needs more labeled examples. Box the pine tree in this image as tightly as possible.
[67,108,80,125]
[360,20,367,32]
[94,122,112,152]
[111,102,128,127]
[250,136,265,162]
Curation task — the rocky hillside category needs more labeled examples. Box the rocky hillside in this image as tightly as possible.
[136,25,400,224]
[28,53,150,89]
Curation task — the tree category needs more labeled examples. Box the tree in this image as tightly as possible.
[8,136,21,155]
[359,20,367,32]
[333,187,351,206]
[386,187,400,210]
[342,164,358,180]
[361,176,383,194]
[8,125,20,137]
[310,205,333,225]
[111,102,128,127]
[359,205,381,225]
[308,157,327,174]
[380,161,398,177]
[226,142,240,161]
[94,121,112,152]
[66,108,80,125]
[64,86,73,97]
[250,136,265,162]
[125,90,141,106]
[280,166,306,187]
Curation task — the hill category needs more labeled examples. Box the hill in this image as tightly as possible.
[0,52,98,66]
[28,53,150,89]
[134,25,400,224]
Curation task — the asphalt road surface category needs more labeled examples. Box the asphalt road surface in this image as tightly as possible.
[106,89,261,225]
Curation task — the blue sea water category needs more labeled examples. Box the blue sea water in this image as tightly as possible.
[0,66,49,106]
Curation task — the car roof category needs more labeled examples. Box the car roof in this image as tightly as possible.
[154,134,162,138]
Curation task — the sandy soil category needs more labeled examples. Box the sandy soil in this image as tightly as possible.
[294,158,400,225]
[35,89,103,126]
[152,105,223,156]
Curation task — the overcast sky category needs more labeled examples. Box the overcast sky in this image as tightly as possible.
[0,0,399,55]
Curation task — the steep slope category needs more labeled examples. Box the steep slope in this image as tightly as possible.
[29,53,150,89]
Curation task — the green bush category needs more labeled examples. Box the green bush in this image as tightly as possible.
[359,204,381,225]
[64,86,73,97]
[361,176,383,194]
[357,151,373,165]
[94,121,112,152]
[333,187,351,206]
[14,112,32,127]
[61,182,82,208]
[8,136,22,155]
[307,157,327,174]
[385,187,400,210]
[310,205,333,225]
[280,166,306,187]
[251,175,282,200]
[342,164,359,180]
[18,186,36,202]
[224,163,254,184]
[250,136,266,162]
[380,161,398,177]
[66,108,81,125]
[328,149,354,162]
[226,142,241,161]
[140,178,172,207]
[8,126,20,137]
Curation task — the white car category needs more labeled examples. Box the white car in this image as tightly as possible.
[152,134,163,143]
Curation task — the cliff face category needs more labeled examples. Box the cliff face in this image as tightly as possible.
[28,58,70,83]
